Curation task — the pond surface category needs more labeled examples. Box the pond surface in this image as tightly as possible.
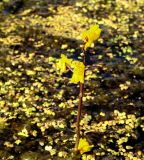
[0,0,144,159]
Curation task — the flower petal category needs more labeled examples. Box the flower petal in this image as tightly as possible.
[70,61,85,84]
[78,138,93,154]
[81,24,101,50]
[57,54,72,73]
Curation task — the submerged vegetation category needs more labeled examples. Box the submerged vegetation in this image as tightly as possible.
[0,0,144,159]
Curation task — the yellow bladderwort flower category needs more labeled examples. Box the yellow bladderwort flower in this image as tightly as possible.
[81,24,101,50]
[70,61,85,84]
[78,138,94,154]
[57,54,72,73]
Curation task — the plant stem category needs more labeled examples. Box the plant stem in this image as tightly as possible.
[75,82,84,150]
[75,50,86,151]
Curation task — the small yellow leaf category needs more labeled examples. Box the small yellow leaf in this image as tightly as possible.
[61,44,68,49]
[103,18,117,29]
[15,139,22,145]
[106,52,113,59]
[26,70,36,76]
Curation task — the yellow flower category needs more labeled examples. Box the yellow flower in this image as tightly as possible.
[78,138,93,154]
[57,54,72,73]
[70,61,85,84]
[81,24,101,50]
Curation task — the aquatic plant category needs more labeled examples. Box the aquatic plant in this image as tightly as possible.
[56,24,101,152]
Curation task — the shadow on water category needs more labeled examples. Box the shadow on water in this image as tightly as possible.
[1,0,77,15]
[2,0,24,14]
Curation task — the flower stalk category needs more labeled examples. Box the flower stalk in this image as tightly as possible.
[75,49,86,151]
[56,24,101,153]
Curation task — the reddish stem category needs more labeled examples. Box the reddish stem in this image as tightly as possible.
[75,50,86,150]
